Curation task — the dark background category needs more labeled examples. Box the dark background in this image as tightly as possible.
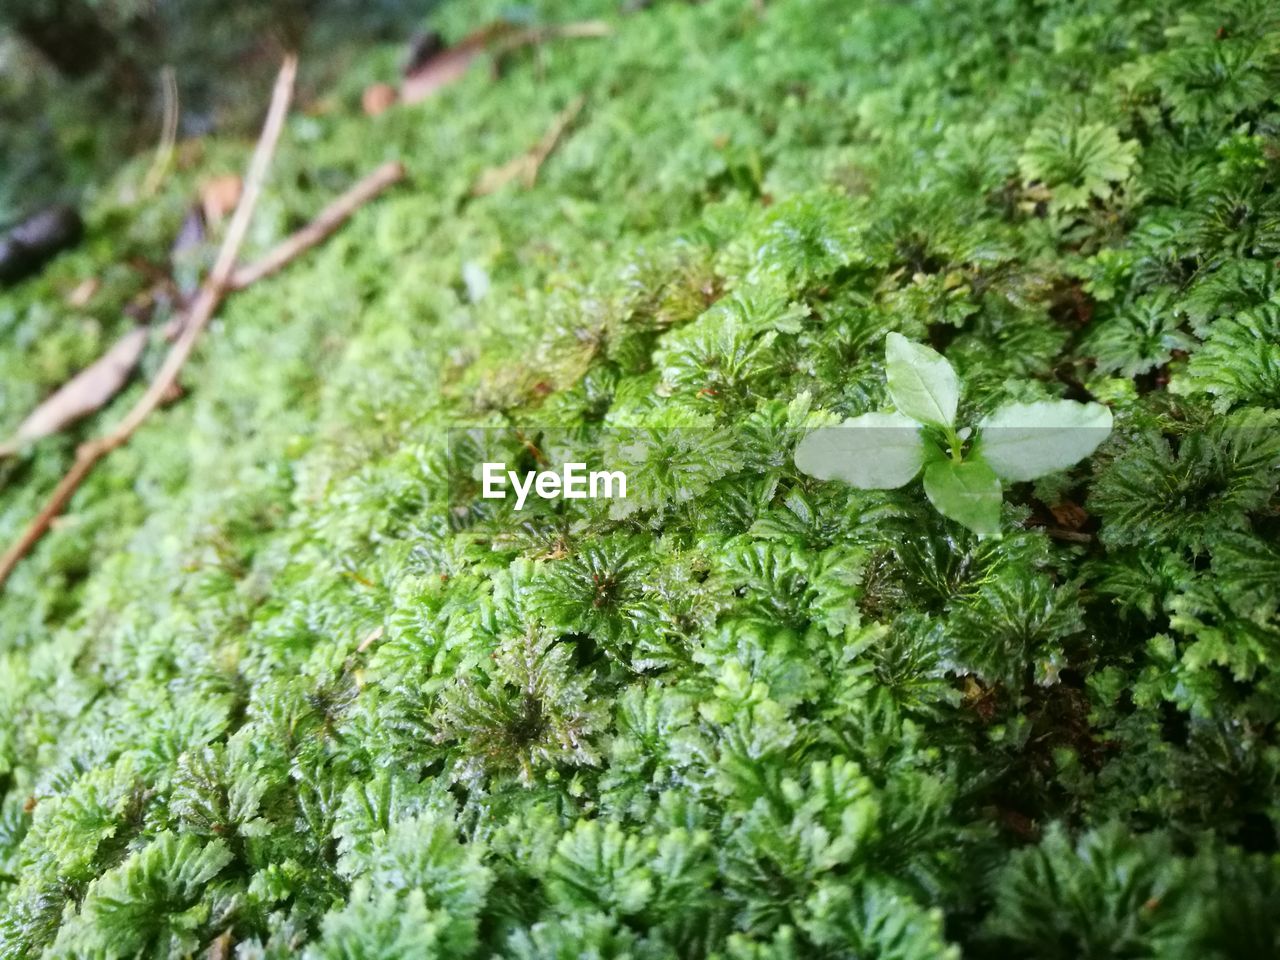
[0,0,434,224]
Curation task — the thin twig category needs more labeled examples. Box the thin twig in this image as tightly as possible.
[356,625,385,654]
[141,66,180,198]
[4,156,399,453]
[229,161,406,290]
[0,55,298,591]
[472,95,586,196]
[487,20,612,60]
[163,159,406,341]
[523,95,585,187]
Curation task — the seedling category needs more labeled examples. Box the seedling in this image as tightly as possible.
[795,333,1113,537]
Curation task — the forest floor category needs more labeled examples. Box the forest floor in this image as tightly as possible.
[2,1,1280,957]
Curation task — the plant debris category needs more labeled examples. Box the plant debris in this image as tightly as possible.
[471,95,585,196]
[361,82,397,116]
[400,23,505,104]
[0,326,148,457]
[199,173,242,225]
[3,2,1280,957]
[401,20,609,105]
[0,54,299,587]
[65,276,100,308]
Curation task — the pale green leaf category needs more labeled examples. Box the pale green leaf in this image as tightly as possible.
[977,400,1113,482]
[885,333,960,428]
[923,457,1002,537]
[794,411,924,489]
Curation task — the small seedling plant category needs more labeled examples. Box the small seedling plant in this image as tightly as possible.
[795,333,1113,536]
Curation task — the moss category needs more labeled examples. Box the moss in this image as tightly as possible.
[2,0,1280,956]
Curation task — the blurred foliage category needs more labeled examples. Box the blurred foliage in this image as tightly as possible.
[0,0,432,223]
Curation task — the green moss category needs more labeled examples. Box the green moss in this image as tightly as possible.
[3,0,1280,956]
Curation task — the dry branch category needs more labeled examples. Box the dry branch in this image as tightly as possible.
[488,20,612,61]
[3,154,399,455]
[401,19,610,105]
[357,625,385,654]
[230,160,406,290]
[472,95,586,196]
[0,54,298,590]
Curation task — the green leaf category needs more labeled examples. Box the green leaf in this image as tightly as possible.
[794,411,924,488]
[923,456,1002,537]
[884,333,960,428]
[977,400,1113,482]
[547,821,656,917]
[1018,122,1138,212]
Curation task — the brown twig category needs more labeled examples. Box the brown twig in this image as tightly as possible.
[400,19,608,106]
[0,54,298,591]
[524,95,586,187]
[1,158,400,452]
[229,161,406,290]
[488,20,612,61]
[356,625,385,654]
[162,159,406,341]
[472,95,586,196]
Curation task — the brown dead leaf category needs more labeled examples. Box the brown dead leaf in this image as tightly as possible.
[1050,501,1089,531]
[404,29,447,72]
[401,20,608,105]
[400,30,497,105]
[201,174,243,225]
[362,83,398,116]
[0,326,148,456]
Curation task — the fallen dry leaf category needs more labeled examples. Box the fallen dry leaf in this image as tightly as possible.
[200,174,243,225]
[1050,501,1089,531]
[159,381,184,405]
[405,30,447,72]
[401,20,608,105]
[0,326,148,456]
[401,32,495,105]
[362,82,398,116]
